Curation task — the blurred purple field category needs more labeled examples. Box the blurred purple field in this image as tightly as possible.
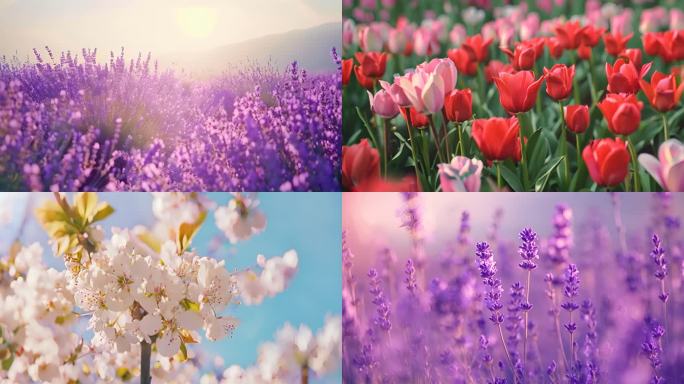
[0,48,341,191]
[343,192,684,383]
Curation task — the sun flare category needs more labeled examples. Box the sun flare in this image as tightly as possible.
[175,6,217,38]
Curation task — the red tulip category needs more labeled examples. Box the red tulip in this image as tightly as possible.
[554,21,583,50]
[619,48,643,71]
[400,107,429,128]
[354,65,376,90]
[582,138,630,187]
[640,72,684,112]
[461,34,493,64]
[447,48,478,76]
[484,60,514,84]
[603,32,632,56]
[546,37,564,59]
[472,117,522,161]
[643,32,661,56]
[471,117,522,163]
[354,52,388,79]
[493,71,545,114]
[579,25,605,47]
[577,44,592,61]
[342,139,380,191]
[444,88,473,123]
[605,59,651,94]
[543,64,575,101]
[342,59,353,86]
[354,175,419,192]
[642,31,684,63]
[598,93,644,136]
[564,105,589,134]
[501,41,539,71]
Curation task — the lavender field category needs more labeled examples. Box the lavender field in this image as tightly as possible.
[0,48,341,191]
[343,193,684,383]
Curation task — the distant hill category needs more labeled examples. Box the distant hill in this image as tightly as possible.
[165,22,340,76]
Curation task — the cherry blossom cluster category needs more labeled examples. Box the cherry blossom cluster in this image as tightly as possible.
[199,315,342,384]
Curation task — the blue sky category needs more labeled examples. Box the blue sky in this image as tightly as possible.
[0,192,341,382]
[0,0,340,57]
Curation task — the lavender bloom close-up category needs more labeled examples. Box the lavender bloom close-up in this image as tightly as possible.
[343,193,684,383]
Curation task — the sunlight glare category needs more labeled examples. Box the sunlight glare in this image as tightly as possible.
[176,7,217,38]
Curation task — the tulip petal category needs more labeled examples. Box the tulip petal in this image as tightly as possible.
[665,160,684,192]
[638,153,665,189]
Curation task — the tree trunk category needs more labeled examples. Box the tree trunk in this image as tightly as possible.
[300,364,309,384]
[141,340,152,384]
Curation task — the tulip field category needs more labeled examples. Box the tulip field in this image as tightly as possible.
[0,49,342,191]
[342,1,684,192]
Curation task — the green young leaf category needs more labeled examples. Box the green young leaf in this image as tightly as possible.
[176,211,207,254]
[116,367,133,381]
[535,156,565,191]
[92,202,115,223]
[180,298,201,313]
[355,107,380,151]
[179,342,188,361]
[499,164,523,192]
[2,355,14,371]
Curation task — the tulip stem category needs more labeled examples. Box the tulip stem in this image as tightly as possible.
[496,162,502,190]
[457,122,464,156]
[627,138,640,192]
[383,118,390,177]
[575,133,582,175]
[477,64,486,108]
[571,53,580,105]
[661,113,669,141]
[441,110,452,158]
[517,112,530,191]
[429,115,446,164]
[558,102,569,189]
[405,108,424,190]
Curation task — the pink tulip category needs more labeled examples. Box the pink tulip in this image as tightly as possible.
[671,9,684,31]
[438,156,483,192]
[379,78,411,107]
[413,26,440,56]
[520,13,540,41]
[639,139,684,192]
[639,7,668,33]
[367,89,400,119]
[611,9,633,36]
[449,24,467,47]
[397,59,456,115]
[359,23,386,52]
[416,58,458,93]
[343,19,357,49]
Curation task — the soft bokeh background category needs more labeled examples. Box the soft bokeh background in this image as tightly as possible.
[0,0,338,54]
[0,0,341,73]
[344,192,684,270]
[0,192,342,383]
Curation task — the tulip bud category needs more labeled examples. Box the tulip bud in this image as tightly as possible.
[564,105,589,134]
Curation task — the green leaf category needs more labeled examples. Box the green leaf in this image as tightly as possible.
[527,129,548,177]
[179,342,188,362]
[535,156,564,191]
[92,202,114,223]
[355,107,380,151]
[176,211,207,254]
[179,298,200,313]
[116,367,132,381]
[2,355,14,371]
[499,164,523,192]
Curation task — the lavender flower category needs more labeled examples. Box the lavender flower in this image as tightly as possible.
[642,319,665,384]
[458,211,471,247]
[368,269,392,333]
[405,259,417,294]
[650,234,669,303]
[475,242,504,324]
[518,227,539,270]
[547,204,573,266]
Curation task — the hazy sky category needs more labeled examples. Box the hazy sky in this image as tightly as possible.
[0,0,339,58]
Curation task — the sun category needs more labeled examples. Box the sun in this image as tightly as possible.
[175,7,218,39]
